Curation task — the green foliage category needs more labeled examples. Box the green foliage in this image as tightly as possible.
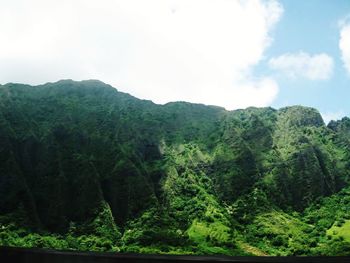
[1,80,350,256]
[244,211,314,255]
[326,220,350,242]
[0,224,68,249]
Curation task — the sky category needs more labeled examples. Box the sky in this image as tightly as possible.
[0,0,349,123]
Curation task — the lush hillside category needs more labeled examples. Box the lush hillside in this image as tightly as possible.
[0,80,349,255]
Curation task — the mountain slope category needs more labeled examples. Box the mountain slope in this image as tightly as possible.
[0,80,349,255]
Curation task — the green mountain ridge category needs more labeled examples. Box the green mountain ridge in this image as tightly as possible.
[0,80,349,255]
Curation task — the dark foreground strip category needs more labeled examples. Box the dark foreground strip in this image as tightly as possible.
[0,246,346,263]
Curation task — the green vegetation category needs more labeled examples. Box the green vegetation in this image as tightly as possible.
[327,220,350,242]
[244,211,314,256]
[0,80,350,255]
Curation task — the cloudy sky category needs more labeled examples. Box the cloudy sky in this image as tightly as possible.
[0,0,349,123]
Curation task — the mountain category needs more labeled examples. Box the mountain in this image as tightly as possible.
[0,80,349,255]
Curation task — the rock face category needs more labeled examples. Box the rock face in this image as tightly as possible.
[0,80,349,255]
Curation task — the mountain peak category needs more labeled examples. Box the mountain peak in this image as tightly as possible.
[278,105,324,127]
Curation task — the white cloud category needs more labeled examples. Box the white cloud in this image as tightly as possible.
[0,0,283,110]
[268,52,334,80]
[339,20,350,75]
[321,111,345,124]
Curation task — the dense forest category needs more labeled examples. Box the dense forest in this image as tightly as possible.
[0,80,350,256]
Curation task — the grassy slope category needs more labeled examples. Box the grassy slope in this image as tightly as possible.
[327,220,350,242]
